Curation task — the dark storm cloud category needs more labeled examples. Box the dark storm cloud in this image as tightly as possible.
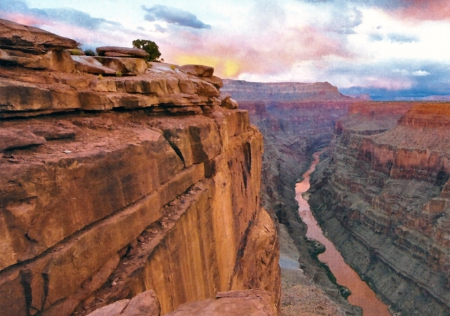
[0,0,120,29]
[142,5,211,29]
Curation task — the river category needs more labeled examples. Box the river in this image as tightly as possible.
[295,151,390,316]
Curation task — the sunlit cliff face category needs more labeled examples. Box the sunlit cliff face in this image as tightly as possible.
[1,0,449,98]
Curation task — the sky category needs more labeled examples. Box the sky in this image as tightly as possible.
[1,0,449,100]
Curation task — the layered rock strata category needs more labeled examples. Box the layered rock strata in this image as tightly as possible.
[0,20,280,316]
[223,80,360,314]
[309,102,450,315]
[222,80,351,102]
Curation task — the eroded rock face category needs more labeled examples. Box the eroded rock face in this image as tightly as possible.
[0,18,78,53]
[222,79,351,102]
[179,64,214,77]
[223,80,360,314]
[0,19,280,316]
[309,102,450,315]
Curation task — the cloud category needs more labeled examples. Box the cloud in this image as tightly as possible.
[412,70,430,76]
[0,0,120,30]
[142,5,211,29]
[154,24,166,33]
[368,33,418,43]
[329,7,363,34]
[368,33,383,41]
[339,62,449,99]
[387,33,418,43]
[298,0,450,20]
[43,8,120,29]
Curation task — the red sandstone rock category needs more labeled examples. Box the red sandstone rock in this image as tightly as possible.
[0,128,46,152]
[96,46,149,59]
[0,19,280,316]
[220,96,239,109]
[87,299,130,316]
[121,290,160,316]
[93,57,148,75]
[0,18,78,53]
[72,56,116,75]
[166,290,277,316]
[179,64,214,77]
[308,101,450,315]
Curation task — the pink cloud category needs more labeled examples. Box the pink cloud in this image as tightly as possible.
[158,23,353,79]
[395,0,450,20]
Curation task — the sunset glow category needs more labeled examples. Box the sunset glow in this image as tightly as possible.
[1,0,448,100]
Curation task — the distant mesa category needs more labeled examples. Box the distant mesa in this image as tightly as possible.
[222,79,352,102]
[348,93,372,101]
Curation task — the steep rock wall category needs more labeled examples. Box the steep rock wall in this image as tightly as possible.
[0,20,280,316]
[223,80,360,314]
[309,102,450,315]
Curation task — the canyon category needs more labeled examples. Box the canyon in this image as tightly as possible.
[224,80,450,315]
[308,102,450,315]
[222,80,363,314]
[2,17,450,316]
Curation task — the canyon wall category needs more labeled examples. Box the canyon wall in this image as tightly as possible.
[0,20,280,316]
[309,102,450,315]
[223,80,361,314]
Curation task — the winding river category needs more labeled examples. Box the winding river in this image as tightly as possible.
[295,152,390,316]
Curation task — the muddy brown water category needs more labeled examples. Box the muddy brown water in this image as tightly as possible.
[296,152,391,316]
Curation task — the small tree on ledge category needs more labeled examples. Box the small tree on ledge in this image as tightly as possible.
[132,39,162,62]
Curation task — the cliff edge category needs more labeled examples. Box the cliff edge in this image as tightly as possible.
[0,19,280,316]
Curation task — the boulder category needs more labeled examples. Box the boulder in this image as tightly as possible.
[72,56,116,75]
[86,291,160,316]
[121,290,160,316]
[94,57,148,75]
[220,96,239,109]
[179,64,214,77]
[86,299,130,316]
[0,128,46,152]
[0,18,78,54]
[203,76,224,89]
[165,290,277,316]
[96,46,149,59]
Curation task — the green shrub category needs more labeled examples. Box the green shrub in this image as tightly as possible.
[68,49,84,56]
[84,49,96,56]
[132,39,162,62]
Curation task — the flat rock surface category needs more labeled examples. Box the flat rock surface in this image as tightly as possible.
[96,46,149,58]
[179,64,214,77]
[166,290,277,316]
[0,18,78,53]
